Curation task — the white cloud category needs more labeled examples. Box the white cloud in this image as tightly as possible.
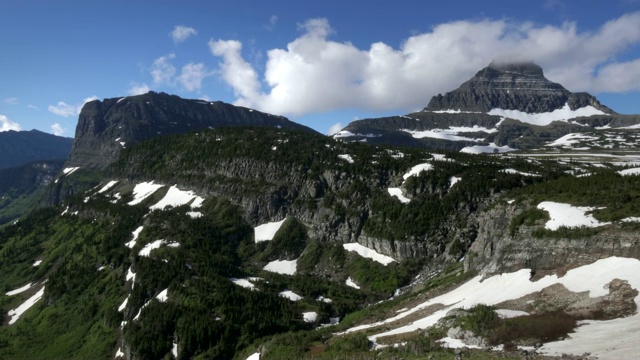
[209,14,640,117]
[151,53,176,84]
[178,63,209,91]
[48,101,77,117]
[208,39,262,103]
[265,15,278,30]
[48,95,98,117]
[171,25,197,43]
[2,97,19,105]
[50,123,64,136]
[27,104,38,110]
[128,82,150,95]
[327,122,343,135]
[0,114,21,131]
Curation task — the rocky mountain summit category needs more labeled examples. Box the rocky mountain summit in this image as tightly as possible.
[66,91,318,169]
[426,61,613,114]
[337,61,639,152]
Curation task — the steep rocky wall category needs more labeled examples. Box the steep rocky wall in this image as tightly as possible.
[464,202,640,277]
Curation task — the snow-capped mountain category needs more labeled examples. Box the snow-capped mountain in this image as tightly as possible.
[336,62,640,152]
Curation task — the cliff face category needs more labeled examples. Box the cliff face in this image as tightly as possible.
[464,202,640,277]
[67,92,318,169]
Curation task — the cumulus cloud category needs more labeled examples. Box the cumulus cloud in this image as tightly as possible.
[50,123,64,136]
[2,97,19,105]
[49,95,99,117]
[327,122,343,135]
[151,53,177,84]
[128,82,150,95]
[171,25,197,43]
[48,101,77,117]
[0,114,21,131]
[209,14,640,117]
[178,63,209,91]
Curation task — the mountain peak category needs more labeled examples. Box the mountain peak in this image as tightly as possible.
[487,60,544,77]
[424,62,610,114]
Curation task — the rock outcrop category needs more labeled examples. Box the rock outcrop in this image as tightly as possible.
[0,130,72,169]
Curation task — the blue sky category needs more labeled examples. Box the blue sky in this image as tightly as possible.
[2,0,640,137]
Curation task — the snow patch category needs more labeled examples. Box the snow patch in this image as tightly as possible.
[501,168,541,177]
[343,243,396,265]
[449,176,461,187]
[303,311,318,322]
[128,181,164,205]
[138,239,180,257]
[403,163,432,181]
[246,353,260,360]
[8,286,45,325]
[254,218,286,242]
[230,278,258,290]
[496,309,529,319]
[537,201,610,230]
[118,297,129,312]
[62,167,80,175]
[546,133,600,147]
[150,185,201,211]
[618,168,640,176]
[346,277,361,289]
[279,290,303,301]
[338,154,354,163]
[460,143,516,154]
[402,129,484,142]
[156,288,169,302]
[115,347,124,358]
[6,283,33,296]
[126,226,144,249]
[387,188,410,204]
[488,104,606,126]
[32,259,42,267]
[263,259,297,275]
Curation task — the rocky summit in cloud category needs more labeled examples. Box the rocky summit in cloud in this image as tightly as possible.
[335,61,640,153]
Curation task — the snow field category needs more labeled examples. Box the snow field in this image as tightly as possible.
[546,133,600,147]
[342,257,640,359]
[403,129,484,142]
[537,201,610,230]
[254,218,286,242]
[342,243,396,265]
[488,104,605,126]
[8,286,45,325]
[263,259,297,275]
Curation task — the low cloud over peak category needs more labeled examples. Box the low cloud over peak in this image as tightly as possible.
[209,13,640,117]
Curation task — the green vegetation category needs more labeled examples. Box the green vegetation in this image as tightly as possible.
[509,208,549,235]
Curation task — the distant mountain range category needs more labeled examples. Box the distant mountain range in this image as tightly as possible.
[0,129,72,169]
[335,62,640,152]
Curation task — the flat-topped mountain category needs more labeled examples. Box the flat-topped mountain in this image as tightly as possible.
[337,62,639,152]
[66,91,318,169]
